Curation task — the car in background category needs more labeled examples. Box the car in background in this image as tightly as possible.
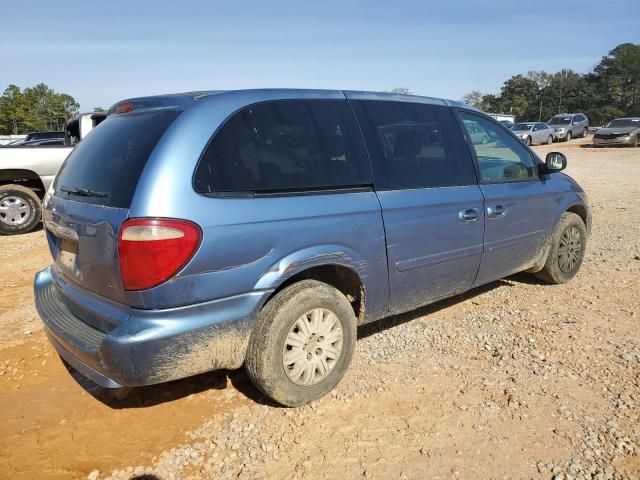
[0,113,105,235]
[593,118,640,147]
[463,120,490,144]
[8,131,64,146]
[510,122,555,145]
[499,119,514,129]
[548,113,589,141]
[19,138,66,147]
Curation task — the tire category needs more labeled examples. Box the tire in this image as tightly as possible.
[566,131,572,142]
[547,135,553,145]
[631,136,638,148]
[582,127,588,138]
[245,279,357,407]
[481,135,489,144]
[535,212,587,284]
[0,184,41,235]
[525,136,532,146]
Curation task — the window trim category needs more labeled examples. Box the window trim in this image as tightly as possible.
[192,98,375,197]
[453,109,541,185]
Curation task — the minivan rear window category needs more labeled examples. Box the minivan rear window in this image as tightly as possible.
[193,100,373,194]
[54,109,180,208]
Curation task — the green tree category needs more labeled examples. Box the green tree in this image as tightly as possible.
[0,85,28,134]
[0,83,79,134]
[593,43,640,115]
[499,74,539,119]
[460,90,485,109]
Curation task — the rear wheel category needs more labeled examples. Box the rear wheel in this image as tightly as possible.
[245,280,356,407]
[535,212,587,284]
[0,185,41,235]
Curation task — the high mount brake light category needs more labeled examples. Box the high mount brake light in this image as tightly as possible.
[118,218,201,291]
[115,102,134,113]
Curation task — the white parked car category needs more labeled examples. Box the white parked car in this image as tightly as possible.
[0,113,106,235]
[510,122,555,145]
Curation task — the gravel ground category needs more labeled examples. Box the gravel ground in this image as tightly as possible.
[1,139,639,480]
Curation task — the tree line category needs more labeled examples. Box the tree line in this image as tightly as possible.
[0,84,80,135]
[461,43,640,126]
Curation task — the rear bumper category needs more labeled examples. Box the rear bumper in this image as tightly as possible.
[34,267,271,388]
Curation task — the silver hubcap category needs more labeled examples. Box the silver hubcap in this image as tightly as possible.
[558,226,582,273]
[0,196,31,226]
[282,308,343,386]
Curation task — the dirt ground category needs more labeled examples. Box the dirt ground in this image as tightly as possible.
[1,138,639,480]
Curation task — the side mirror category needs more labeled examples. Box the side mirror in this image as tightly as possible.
[544,152,567,173]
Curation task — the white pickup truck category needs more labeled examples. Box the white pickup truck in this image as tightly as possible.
[0,112,106,235]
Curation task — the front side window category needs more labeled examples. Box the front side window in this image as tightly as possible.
[458,112,536,182]
[194,100,372,194]
[351,100,476,190]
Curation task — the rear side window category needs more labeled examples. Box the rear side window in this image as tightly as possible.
[351,100,477,190]
[54,110,180,208]
[194,100,372,194]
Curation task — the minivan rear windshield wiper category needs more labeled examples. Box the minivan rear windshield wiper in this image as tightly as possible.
[60,186,110,198]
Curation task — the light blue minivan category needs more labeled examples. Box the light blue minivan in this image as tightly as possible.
[34,89,590,406]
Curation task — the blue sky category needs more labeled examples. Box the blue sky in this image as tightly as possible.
[1,0,638,111]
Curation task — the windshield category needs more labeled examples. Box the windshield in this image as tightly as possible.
[606,118,640,128]
[511,123,533,131]
[54,109,181,208]
[549,117,571,125]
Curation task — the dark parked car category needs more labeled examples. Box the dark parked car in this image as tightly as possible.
[34,89,590,406]
[9,131,64,146]
[593,117,640,147]
[19,138,66,147]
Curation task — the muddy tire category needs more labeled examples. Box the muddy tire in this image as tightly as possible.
[245,279,356,407]
[535,212,587,284]
[0,184,41,235]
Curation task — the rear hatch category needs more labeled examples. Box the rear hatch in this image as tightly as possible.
[45,108,181,305]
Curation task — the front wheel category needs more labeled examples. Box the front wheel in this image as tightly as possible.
[566,131,572,142]
[547,135,553,144]
[0,184,41,235]
[245,280,356,407]
[535,212,587,284]
[582,127,588,138]
[525,136,532,146]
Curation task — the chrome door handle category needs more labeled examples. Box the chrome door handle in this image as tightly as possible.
[459,208,480,223]
[487,205,507,219]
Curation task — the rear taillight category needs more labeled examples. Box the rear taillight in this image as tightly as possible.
[118,218,202,291]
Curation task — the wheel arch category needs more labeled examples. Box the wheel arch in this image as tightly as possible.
[0,169,46,199]
[255,248,368,324]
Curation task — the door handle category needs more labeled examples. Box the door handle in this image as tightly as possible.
[487,205,507,219]
[459,208,480,223]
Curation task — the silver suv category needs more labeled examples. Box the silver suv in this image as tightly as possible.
[548,113,589,142]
